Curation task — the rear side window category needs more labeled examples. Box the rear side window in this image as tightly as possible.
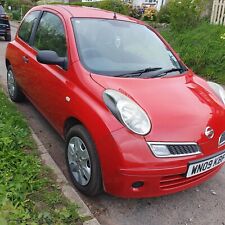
[18,11,40,43]
[33,12,67,57]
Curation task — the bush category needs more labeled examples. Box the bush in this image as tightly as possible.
[158,0,207,31]
[128,5,142,19]
[143,7,157,21]
[6,4,33,20]
[98,0,129,15]
[161,22,225,84]
[157,4,170,23]
[61,0,129,16]
[11,9,20,20]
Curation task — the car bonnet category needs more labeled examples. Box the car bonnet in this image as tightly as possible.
[91,71,225,143]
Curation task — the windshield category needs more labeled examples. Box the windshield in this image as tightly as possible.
[72,18,182,77]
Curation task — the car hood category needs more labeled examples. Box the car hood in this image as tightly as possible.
[91,72,225,143]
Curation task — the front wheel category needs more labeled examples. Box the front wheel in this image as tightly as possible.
[65,125,103,196]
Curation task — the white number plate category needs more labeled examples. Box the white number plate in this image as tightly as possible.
[186,150,225,178]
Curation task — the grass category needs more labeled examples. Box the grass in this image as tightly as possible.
[160,22,225,84]
[0,89,82,224]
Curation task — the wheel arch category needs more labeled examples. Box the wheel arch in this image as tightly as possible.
[63,117,83,139]
[5,58,11,69]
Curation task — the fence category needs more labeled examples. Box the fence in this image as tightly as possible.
[211,0,225,25]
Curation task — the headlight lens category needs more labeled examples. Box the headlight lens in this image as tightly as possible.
[103,89,151,135]
[207,81,225,104]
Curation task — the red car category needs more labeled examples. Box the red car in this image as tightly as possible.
[5,5,225,198]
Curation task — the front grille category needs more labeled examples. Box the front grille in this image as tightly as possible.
[160,166,220,190]
[167,144,200,156]
[160,166,221,190]
[219,132,225,146]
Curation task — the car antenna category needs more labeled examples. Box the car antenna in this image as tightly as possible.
[113,12,117,19]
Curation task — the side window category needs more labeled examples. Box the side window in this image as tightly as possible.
[33,12,67,57]
[18,11,40,43]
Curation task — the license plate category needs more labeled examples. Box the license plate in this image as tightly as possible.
[186,150,225,178]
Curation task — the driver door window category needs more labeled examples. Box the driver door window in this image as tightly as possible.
[33,12,67,58]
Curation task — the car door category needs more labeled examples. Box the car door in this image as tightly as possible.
[11,11,41,91]
[24,11,72,132]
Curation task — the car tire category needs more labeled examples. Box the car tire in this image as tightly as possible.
[5,34,11,41]
[65,125,103,196]
[7,65,25,102]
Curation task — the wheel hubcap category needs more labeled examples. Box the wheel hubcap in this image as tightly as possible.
[67,137,91,186]
[7,70,15,97]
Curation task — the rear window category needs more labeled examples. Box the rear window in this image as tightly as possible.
[0,5,5,14]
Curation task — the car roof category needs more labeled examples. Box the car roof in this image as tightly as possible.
[34,5,139,23]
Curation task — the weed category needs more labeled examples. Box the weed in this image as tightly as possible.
[0,90,82,224]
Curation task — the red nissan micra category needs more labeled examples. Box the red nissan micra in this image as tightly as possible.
[5,5,225,198]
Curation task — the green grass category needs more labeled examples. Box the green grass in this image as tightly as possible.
[160,22,225,84]
[0,89,82,224]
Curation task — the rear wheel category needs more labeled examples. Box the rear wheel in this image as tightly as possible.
[65,125,103,196]
[7,65,24,102]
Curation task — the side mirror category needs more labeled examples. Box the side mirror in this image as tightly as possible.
[36,50,67,70]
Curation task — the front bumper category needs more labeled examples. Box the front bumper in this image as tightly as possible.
[98,128,224,198]
[108,165,222,198]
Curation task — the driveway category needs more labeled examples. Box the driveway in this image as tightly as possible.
[0,23,225,225]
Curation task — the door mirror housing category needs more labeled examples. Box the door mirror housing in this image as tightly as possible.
[36,50,67,70]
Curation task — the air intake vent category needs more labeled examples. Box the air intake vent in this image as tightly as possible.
[167,144,199,155]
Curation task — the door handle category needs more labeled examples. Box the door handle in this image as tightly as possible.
[22,56,29,63]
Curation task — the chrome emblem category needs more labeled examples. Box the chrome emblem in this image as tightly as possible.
[205,126,214,139]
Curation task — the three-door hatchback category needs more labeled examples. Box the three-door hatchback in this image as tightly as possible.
[0,4,11,41]
[5,5,225,198]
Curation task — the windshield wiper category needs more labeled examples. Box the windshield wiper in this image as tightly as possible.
[150,68,185,78]
[114,67,162,78]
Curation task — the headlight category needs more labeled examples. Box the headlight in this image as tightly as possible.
[103,89,151,135]
[207,81,225,104]
[147,142,201,158]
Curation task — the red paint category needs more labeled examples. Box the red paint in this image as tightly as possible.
[6,5,225,198]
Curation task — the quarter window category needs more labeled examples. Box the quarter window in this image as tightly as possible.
[18,11,40,43]
[33,12,67,57]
